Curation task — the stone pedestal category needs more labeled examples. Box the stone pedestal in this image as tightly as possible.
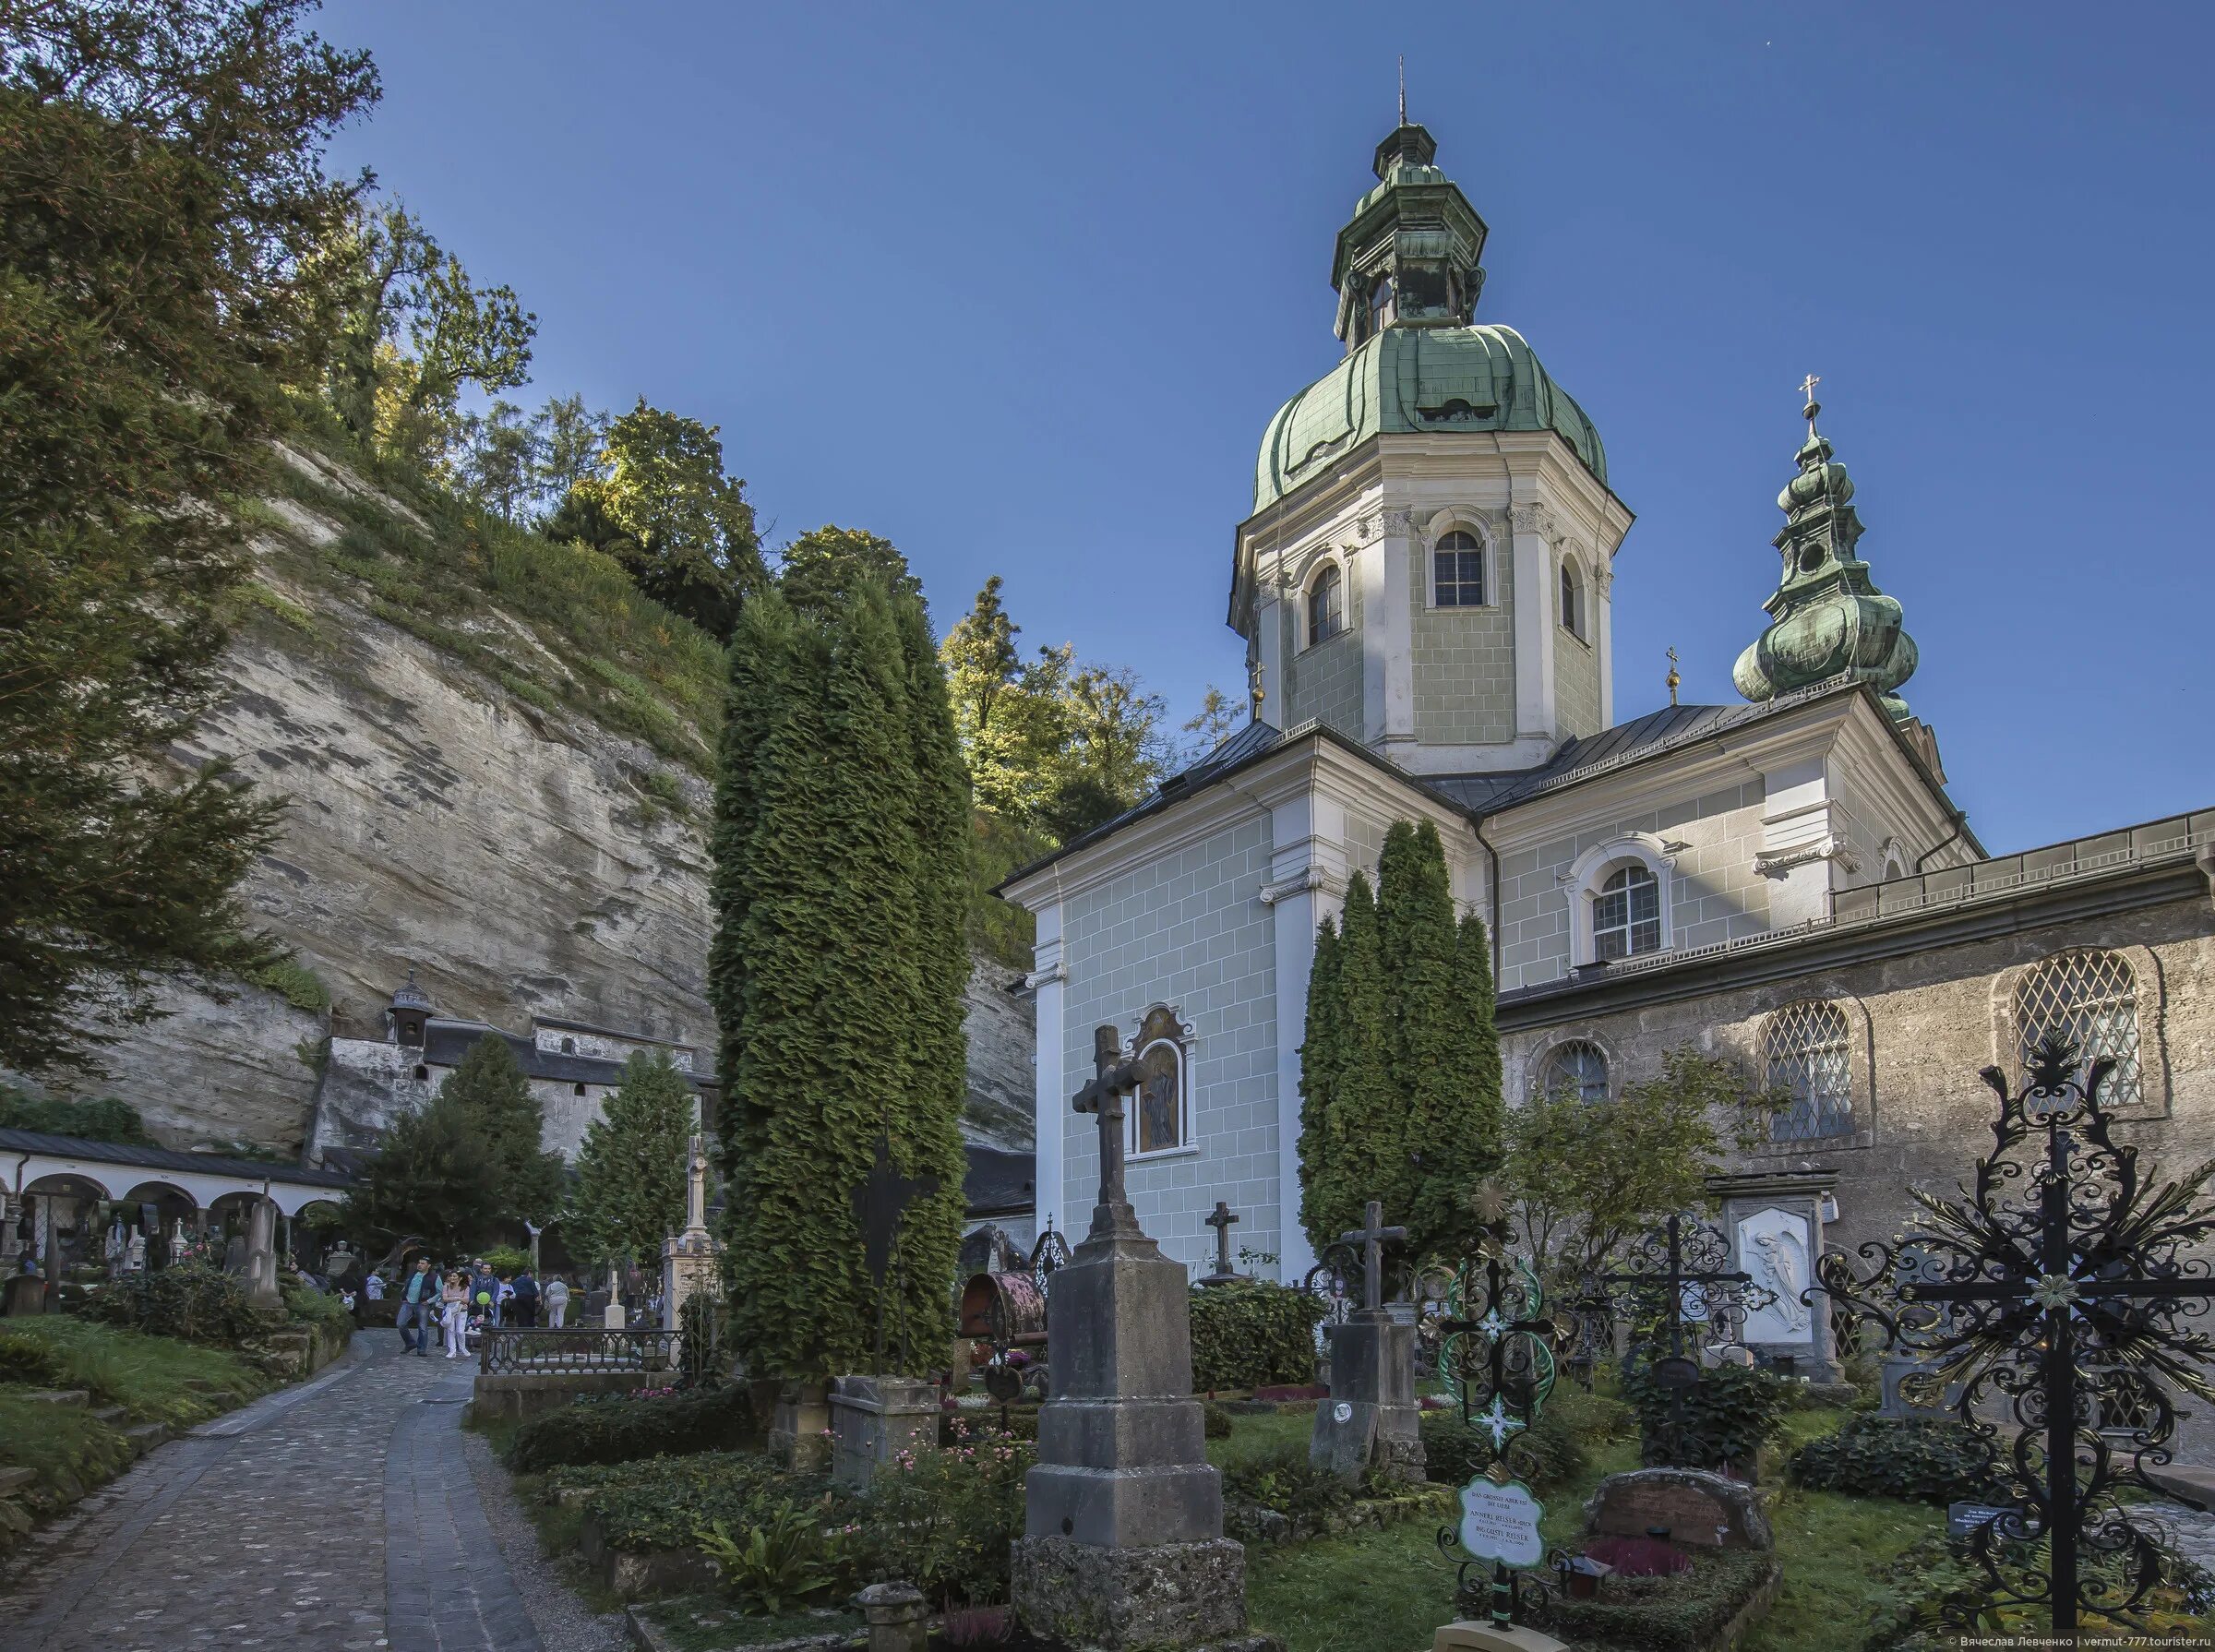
[243,1198,282,1311]
[1707,1170,1839,1381]
[1584,1467,1773,1550]
[769,1382,832,1473]
[1012,1534,1250,1648]
[1311,1312,1423,1483]
[855,1580,929,1652]
[1432,1624,1570,1652]
[661,1133,725,1335]
[830,1373,940,1489]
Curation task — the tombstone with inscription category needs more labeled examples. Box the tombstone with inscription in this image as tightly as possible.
[1012,1026,1263,1650]
[243,1197,282,1311]
[1707,1169,1839,1381]
[1584,1466,1773,1552]
[1198,1202,1244,1287]
[1309,1202,1423,1484]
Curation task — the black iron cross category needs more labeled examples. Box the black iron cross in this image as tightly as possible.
[1072,1024,1147,1238]
[1590,1213,1751,1389]
[1204,1201,1240,1276]
[1342,1200,1407,1315]
[852,1133,939,1372]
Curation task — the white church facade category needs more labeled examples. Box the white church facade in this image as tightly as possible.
[999,120,2214,1291]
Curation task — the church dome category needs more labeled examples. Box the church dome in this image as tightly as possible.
[1253,322,1609,514]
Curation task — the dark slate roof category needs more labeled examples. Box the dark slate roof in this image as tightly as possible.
[0,1128,357,1189]
[421,1022,717,1090]
[1424,701,1767,813]
[964,1143,1036,1217]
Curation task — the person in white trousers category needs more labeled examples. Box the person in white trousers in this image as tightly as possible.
[440,1270,470,1359]
[545,1274,570,1329]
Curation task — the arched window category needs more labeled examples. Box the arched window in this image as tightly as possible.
[559,1036,576,1055]
[1131,1006,1190,1156]
[2014,950,2141,1107]
[1432,530,1486,607]
[1591,866,1661,961]
[1307,563,1346,646]
[1764,1001,1853,1141]
[573,1082,588,1097]
[1559,560,1585,640]
[1369,275,1395,335]
[413,1063,430,1083]
[1540,1040,1610,1104]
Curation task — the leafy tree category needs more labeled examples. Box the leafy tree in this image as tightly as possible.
[567,1051,696,1272]
[532,391,608,511]
[777,523,921,617]
[439,1035,564,1231]
[343,1088,498,1257]
[454,398,541,522]
[709,569,970,1383]
[1045,661,1168,833]
[1180,686,1242,760]
[1298,826,1503,1263]
[545,399,762,637]
[315,199,535,466]
[0,1086,155,1145]
[0,0,376,1075]
[1503,1047,1786,1289]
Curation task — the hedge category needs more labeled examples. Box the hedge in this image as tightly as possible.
[1189,1282,1324,1393]
[1621,1359,1789,1472]
[1527,1548,1778,1652]
[509,1382,758,1473]
[1421,1389,1633,1490]
[1790,1413,2004,1504]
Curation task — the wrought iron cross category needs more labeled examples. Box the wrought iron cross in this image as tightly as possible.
[1590,1213,1751,1383]
[1205,1201,1240,1276]
[1072,1024,1147,1239]
[852,1133,940,1372]
[1342,1200,1407,1315]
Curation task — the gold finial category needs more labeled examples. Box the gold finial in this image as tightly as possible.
[1799,373,1822,437]
[1248,659,1265,718]
[1666,646,1681,707]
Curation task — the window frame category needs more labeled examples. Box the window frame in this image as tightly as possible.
[1565,836,1677,968]
[1127,1006,1194,1161]
[1590,864,1663,962]
[1763,1000,1856,1143]
[1538,1038,1610,1105]
[1305,560,1347,649]
[1431,528,1490,609]
[2011,949,2145,1110]
[1558,555,1587,643]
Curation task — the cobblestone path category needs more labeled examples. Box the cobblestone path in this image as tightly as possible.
[0,1334,545,1652]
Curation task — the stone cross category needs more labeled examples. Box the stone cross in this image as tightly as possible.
[1072,1025,1147,1238]
[1341,1201,1407,1316]
[1205,1202,1240,1277]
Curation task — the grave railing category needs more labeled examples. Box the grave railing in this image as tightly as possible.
[477,1325,682,1376]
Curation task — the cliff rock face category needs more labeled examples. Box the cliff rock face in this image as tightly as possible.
[43,452,1035,1158]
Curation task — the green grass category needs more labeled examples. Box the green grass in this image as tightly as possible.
[0,1393,137,1514]
[0,1316,269,1426]
[1744,1485,1945,1651]
[1207,1407,1316,1471]
[634,1597,860,1651]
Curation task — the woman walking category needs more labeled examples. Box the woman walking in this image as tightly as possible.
[440,1269,471,1359]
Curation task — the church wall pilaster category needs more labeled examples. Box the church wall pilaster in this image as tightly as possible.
[1510,504,1558,741]
[1377,512,1416,759]
[1028,907,1068,1240]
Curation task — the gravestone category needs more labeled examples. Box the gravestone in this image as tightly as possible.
[1879,1351,1958,1418]
[243,1198,283,1311]
[1708,1169,1839,1381]
[1,1273,45,1317]
[661,1133,724,1334]
[1584,1466,1773,1551]
[830,1373,940,1489]
[1310,1202,1423,1484]
[1198,1202,1243,1287]
[1012,1025,1256,1650]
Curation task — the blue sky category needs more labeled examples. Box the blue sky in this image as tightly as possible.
[317,1,2211,853]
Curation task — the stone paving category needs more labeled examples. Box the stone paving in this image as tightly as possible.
[0,1333,553,1652]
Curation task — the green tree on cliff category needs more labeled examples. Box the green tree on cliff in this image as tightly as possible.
[0,0,377,1075]
[1298,823,1503,1263]
[345,1089,498,1256]
[567,1051,696,1272]
[440,1036,564,1232]
[709,557,970,1382]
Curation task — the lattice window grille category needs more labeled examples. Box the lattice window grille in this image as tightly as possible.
[1765,1000,1854,1142]
[2014,951,2142,1108]
[1542,1040,1610,1105]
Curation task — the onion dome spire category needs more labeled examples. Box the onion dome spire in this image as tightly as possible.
[1732,380,1918,721]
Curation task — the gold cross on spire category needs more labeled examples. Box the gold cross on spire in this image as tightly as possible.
[1666,646,1681,707]
[1799,373,1822,437]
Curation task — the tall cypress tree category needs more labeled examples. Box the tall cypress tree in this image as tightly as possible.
[712,571,967,1382]
[567,1051,696,1272]
[1297,918,1344,1252]
[1304,871,1393,1256]
[441,1035,564,1231]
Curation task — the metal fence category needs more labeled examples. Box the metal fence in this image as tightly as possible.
[477,1325,684,1375]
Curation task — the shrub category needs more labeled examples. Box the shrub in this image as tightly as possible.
[476,1244,533,1276]
[1221,1442,1357,1540]
[508,1382,757,1473]
[1528,1548,1778,1652]
[0,1333,67,1387]
[282,1282,353,1359]
[0,1086,154,1145]
[573,1452,855,1554]
[1203,1401,1234,1440]
[859,1421,1034,1608]
[1790,1413,2004,1504]
[1421,1390,1630,1490]
[78,1263,269,1347]
[246,957,330,1012]
[695,1503,848,1612]
[1188,1282,1324,1393]
[1620,1359,1789,1472]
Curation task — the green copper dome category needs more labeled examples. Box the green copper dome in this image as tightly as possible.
[1733,397,1917,719]
[1251,124,1608,515]
[1253,323,1608,512]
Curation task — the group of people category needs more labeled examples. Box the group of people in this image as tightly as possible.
[388,1256,576,1359]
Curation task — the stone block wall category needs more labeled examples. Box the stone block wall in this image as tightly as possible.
[1554,619,1601,740]
[1283,559,1365,736]
[1500,892,2215,1457]
[1059,815,1279,1278]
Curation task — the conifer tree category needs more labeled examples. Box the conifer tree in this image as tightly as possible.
[567,1051,695,1272]
[711,569,968,1382]
[1297,919,1344,1251]
[441,1036,564,1232]
[1302,872,1394,1254]
[344,1089,498,1257]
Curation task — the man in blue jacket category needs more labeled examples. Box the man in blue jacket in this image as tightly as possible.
[396,1257,437,1357]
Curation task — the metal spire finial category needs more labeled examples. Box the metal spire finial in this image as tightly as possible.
[1799,373,1822,437]
[1398,55,1406,126]
[1666,646,1681,707]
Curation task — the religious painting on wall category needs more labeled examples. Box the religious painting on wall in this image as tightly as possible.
[1132,1005,1190,1155]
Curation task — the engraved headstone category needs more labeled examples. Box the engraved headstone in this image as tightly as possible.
[1310,1201,1423,1483]
[1584,1466,1773,1551]
[1708,1169,1840,1381]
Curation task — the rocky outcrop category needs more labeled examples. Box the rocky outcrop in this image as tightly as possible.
[39,452,1035,1157]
